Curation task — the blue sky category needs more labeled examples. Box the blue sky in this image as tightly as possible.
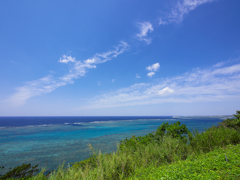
[0,0,240,116]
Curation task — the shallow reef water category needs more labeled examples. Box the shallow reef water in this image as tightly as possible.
[0,116,228,172]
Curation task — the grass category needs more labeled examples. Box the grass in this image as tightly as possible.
[128,144,240,180]
[31,136,189,180]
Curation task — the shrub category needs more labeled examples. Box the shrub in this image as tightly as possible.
[189,126,240,154]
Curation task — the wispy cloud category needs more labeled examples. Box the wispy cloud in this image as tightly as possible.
[136,74,141,78]
[213,61,226,68]
[5,75,67,106]
[6,42,129,106]
[84,41,129,64]
[146,63,160,77]
[159,0,215,24]
[212,57,240,68]
[136,22,154,44]
[79,61,240,109]
[134,0,216,46]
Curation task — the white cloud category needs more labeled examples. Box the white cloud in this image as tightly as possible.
[59,55,76,63]
[158,87,174,95]
[6,42,129,106]
[159,0,215,24]
[84,58,96,64]
[136,22,154,44]
[146,63,160,77]
[147,72,155,77]
[112,79,115,82]
[98,81,101,86]
[79,61,240,110]
[136,74,141,78]
[146,63,160,71]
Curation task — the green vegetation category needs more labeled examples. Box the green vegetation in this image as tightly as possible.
[219,110,240,131]
[0,164,38,180]
[189,126,240,153]
[1,111,240,179]
[128,144,240,180]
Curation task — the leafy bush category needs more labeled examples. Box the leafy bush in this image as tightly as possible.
[119,121,189,152]
[119,133,155,152]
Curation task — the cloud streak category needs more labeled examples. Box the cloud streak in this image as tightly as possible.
[80,61,240,109]
[6,41,129,106]
[134,0,216,46]
[159,0,215,24]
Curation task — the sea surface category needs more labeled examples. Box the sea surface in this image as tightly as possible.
[0,116,230,173]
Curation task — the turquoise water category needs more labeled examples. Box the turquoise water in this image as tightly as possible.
[0,116,229,173]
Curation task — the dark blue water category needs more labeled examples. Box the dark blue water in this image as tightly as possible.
[0,116,230,173]
[0,116,173,127]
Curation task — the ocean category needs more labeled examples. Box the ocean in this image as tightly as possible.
[0,116,229,173]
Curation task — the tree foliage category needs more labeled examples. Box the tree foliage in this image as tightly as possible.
[218,110,240,131]
[155,121,190,140]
